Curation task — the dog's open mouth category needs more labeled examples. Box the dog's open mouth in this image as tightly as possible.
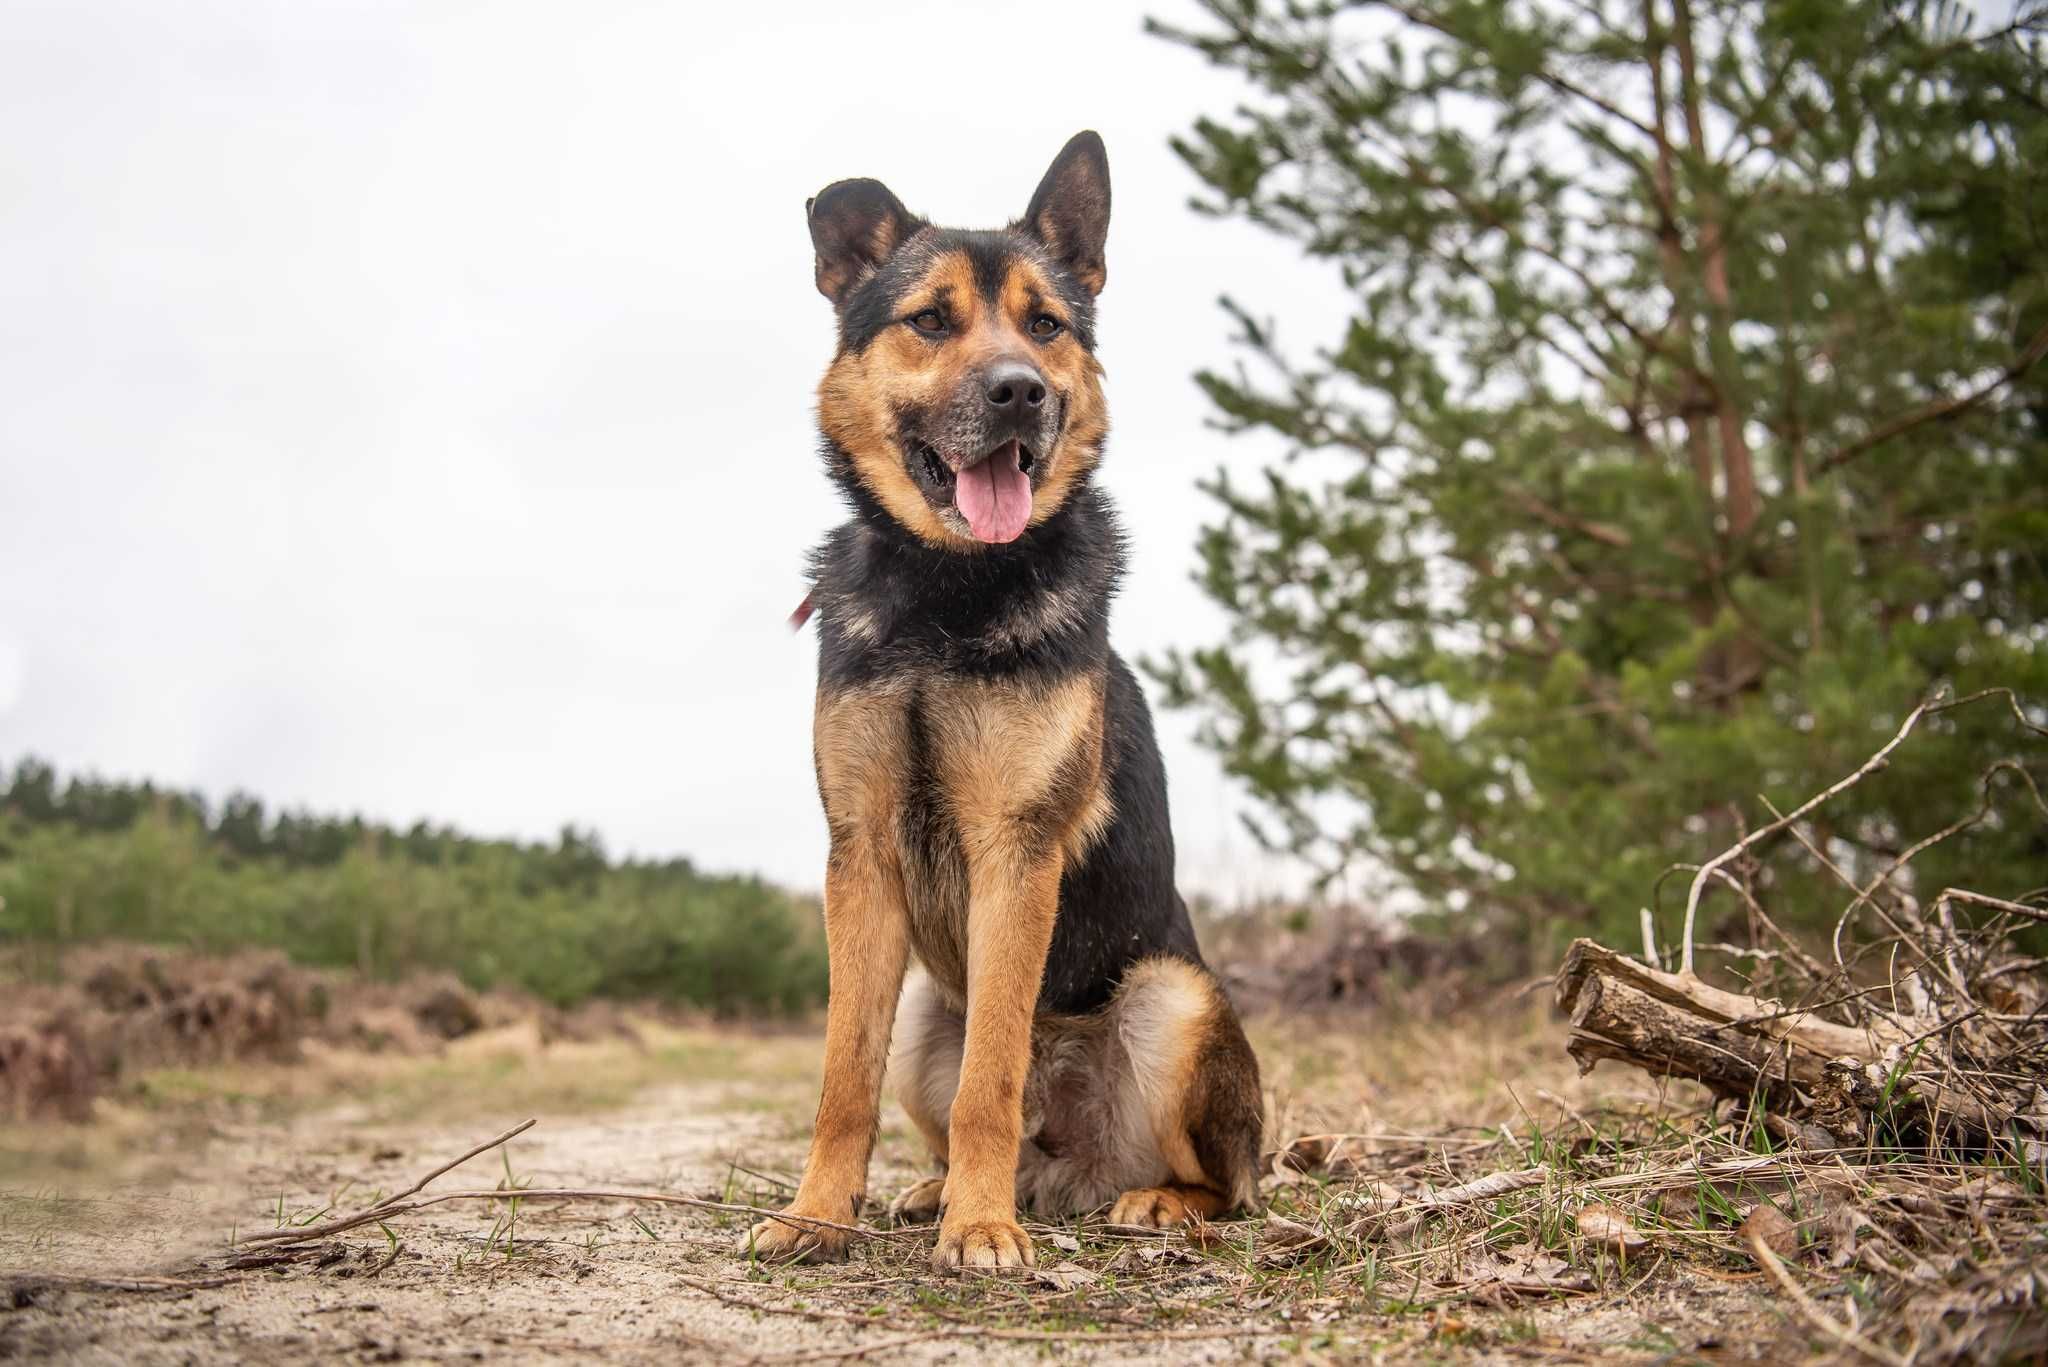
[913,438,1036,544]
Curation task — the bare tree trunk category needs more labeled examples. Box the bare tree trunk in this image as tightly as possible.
[1644,0,1738,714]
[1644,7,1715,506]
[1670,0,1759,540]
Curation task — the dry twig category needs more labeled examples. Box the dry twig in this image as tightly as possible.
[1745,1219,1909,1367]
[234,1117,900,1251]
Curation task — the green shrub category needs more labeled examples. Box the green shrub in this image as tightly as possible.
[0,760,827,1014]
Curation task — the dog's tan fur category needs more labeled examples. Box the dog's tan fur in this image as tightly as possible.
[818,248,1106,554]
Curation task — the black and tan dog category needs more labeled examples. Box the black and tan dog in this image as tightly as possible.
[742,131,1262,1273]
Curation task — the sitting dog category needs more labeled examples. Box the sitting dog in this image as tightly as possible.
[742,131,1263,1272]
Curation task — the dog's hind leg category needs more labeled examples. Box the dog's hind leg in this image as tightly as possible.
[884,974,962,1224]
[1101,957,1263,1229]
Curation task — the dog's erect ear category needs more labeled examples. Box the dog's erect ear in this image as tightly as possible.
[807,178,918,306]
[1020,131,1110,296]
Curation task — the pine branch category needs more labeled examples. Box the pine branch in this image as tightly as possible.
[1816,321,2048,475]
[1374,1,1662,143]
[1506,488,1633,548]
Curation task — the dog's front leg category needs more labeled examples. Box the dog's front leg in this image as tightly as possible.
[930,844,1061,1271]
[739,836,909,1263]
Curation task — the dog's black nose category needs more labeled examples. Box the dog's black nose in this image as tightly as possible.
[983,362,1047,417]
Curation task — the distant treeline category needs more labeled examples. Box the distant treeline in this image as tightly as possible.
[0,757,827,1014]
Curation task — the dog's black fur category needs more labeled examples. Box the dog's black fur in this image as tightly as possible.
[808,494,1202,1012]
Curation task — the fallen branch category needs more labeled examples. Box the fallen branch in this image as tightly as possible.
[1936,887,2048,926]
[1572,689,2048,1154]
[1557,938,2012,1140]
[387,1116,537,1204]
[1338,1165,1552,1237]
[0,1270,238,1294]
[239,1184,903,1250]
[235,1117,900,1250]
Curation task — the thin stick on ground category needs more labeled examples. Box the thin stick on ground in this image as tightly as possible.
[234,1119,900,1250]
[0,1270,240,1295]
[238,1183,902,1249]
[1745,1222,1909,1367]
[387,1116,536,1205]
[1339,1165,1553,1236]
[235,1116,534,1247]
[750,1329,957,1364]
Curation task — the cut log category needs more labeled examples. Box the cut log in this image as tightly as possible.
[1554,939,2007,1141]
[1560,971,1806,1107]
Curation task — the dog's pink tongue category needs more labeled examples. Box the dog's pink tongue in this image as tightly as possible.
[954,440,1033,544]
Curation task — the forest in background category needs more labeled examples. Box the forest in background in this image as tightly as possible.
[0,756,827,1014]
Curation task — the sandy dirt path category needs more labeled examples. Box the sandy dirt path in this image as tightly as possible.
[1,1025,1290,1364]
[7,1081,835,1363]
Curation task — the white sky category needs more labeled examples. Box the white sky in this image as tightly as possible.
[0,0,1355,898]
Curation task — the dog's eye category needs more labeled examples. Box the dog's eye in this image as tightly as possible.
[1029,314,1062,340]
[908,309,945,335]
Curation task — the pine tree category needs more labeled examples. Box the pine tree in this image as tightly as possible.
[1149,0,2048,955]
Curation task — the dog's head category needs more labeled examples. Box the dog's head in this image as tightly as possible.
[807,132,1111,551]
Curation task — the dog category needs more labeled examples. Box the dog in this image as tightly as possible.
[740,131,1263,1273]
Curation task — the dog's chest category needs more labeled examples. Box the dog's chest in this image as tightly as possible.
[813,669,1107,999]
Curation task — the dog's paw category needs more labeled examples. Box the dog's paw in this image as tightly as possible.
[887,1176,947,1226]
[931,1214,1033,1272]
[1108,1187,1202,1229]
[735,1209,852,1264]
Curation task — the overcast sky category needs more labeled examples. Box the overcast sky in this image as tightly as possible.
[0,0,1364,898]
